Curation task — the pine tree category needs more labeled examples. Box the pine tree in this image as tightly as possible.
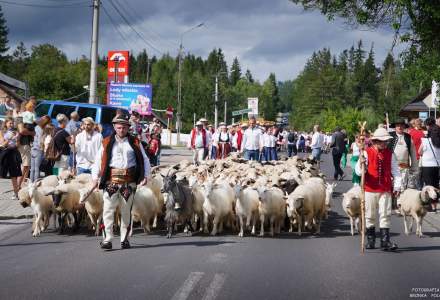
[245,69,254,83]
[0,5,8,57]
[10,41,29,80]
[230,57,242,85]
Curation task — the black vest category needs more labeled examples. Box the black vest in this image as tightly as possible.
[388,131,413,157]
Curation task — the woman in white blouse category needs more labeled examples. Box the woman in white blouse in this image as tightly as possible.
[418,118,440,212]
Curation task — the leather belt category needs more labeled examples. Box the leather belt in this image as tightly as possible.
[110,167,136,184]
[398,163,409,169]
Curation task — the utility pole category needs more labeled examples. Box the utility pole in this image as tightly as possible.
[89,0,100,104]
[224,99,227,124]
[177,43,183,143]
[214,74,218,129]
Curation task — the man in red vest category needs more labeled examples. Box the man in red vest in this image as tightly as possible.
[356,127,401,251]
[91,114,150,250]
[188,121,207,165]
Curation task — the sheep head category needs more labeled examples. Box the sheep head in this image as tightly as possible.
[421,186,439,204]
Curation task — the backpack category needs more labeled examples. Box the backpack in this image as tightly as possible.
[287,132,295,143]
[44,130,63,161]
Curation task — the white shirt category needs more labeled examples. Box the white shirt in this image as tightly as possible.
[232,133,238,149]
[311,132,325,149]
[75,130,103,170]
[241,127,262,151]
[420,138,440,167]
[355,150,401,191]
[263,134,277,147]
[351,142,360,156]
[92,135,151,181]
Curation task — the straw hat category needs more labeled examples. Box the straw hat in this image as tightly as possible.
[195,121,203,126]
[112,114,130,125]
[371,128,392,141]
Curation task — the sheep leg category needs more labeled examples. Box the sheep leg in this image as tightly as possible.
[403,214,409,235]
[166,220,173,238]
[409,216,414,233]
[203,211,209,234]
[297,215,302,236]
[211,216,220,236]
[270,216,275,237]
[415,216,423,237]
[259,214,265,237]
[218,220,224,234]
[314,217,321,235]
[238,215,244,237]
[32,213,42,237]
[354,217,360,235]
[152,214,158,228]
[251,214,256,235]
[245,214,251,230]
[185,218,194,236]
[95,214,102,236]
[350,217,354,236]
[276,217,281,234]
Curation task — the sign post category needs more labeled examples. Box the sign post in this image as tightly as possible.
[166,105,173,146]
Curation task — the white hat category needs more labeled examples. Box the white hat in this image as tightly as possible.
[371,128,392,141]
[218,122,226,127]
[195,121,203,126]
[199,118,208,122]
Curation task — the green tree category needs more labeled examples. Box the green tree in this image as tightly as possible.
[230,57,242,85]
[9,42,29,80]
[0,5,9,69]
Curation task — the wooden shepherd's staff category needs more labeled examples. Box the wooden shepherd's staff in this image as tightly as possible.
[358,121,367,254]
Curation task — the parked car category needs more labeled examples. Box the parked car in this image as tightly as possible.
[35,101,128,137]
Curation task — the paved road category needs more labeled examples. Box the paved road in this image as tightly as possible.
[1,151,440,300]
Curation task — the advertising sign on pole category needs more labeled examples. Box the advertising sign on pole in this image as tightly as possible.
[107,51,130,83]
[108,83,152,115]
[432,80,439,108]
[247,97,258,117]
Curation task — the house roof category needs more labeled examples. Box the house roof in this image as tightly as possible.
[0,82,26,102]
[0,72,27,91]
[400,89,431,113]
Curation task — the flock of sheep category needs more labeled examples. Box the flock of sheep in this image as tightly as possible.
[16,151,433,239]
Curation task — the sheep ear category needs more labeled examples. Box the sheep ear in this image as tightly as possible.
[285,200,289,206]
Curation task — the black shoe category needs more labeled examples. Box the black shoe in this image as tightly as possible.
[380,228,398,251]
[100,241,112,250]
[365,227,376,249]
[339,174,345,181]
[121,240,131,249]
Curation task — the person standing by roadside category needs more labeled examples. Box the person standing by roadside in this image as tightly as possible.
[16,115,34,188]
[286,129,297,157]
[75,117,102,175]
[30,115,51,182]
[0,117,22,199]
[388,119,417,208]
[330,127,346,181]
[310,124,325,168]
[147,133,161,166]
[188,121,207,165]
[216,124,231,159]
[418,117,440,212]
[350,135,362,186]
[241,117,262,161]
[265,127,278,161]
[52,114,74,175]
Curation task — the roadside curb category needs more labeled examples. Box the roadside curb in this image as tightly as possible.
[0,214,33,220]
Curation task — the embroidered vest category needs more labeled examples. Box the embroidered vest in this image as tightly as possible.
[99,134,144,188]
[364,147,393,193]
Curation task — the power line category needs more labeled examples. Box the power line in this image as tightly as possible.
[107,0,163,55]
[115,0,179,49]
[0,0,89,8]
[101,4,133,50]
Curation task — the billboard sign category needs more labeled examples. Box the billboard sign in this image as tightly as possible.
[247,97,258,117]
[107,50,129,83]
[108,83,152,115]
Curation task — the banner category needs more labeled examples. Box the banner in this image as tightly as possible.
[247,97,259,117]
[108,50,129,83]
[108,83,153,116]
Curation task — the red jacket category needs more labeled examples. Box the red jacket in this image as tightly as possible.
[190,128,207,149]
[236,130,243,150]
[364,147,393,193]
[148,138,160,156]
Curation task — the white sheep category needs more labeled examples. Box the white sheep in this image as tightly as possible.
[130,186,160,235]
[342,185,362,236]
[234,184,260,237]
[286,178,326,236]
[324,182,337,219]
[398,186,438,237]
[79,187,103,236]
[257,186,286,237]
[202,179,235,236]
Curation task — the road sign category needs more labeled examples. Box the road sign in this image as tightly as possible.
[232,108,252,116]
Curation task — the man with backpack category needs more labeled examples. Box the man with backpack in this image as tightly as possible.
[45,114,74,175]
[287,129,297,157]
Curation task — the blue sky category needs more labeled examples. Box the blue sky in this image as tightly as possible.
[2,0,405,81]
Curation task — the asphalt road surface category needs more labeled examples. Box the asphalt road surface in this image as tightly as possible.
[1,150,440,300]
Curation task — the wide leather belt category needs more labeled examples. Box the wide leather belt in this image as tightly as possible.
[398,163,409,169]
[110,167,136,184]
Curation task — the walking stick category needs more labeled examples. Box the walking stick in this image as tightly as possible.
[358,121,367,254]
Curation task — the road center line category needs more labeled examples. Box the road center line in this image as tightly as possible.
[202,273,226,300]
[171,271,204,300]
